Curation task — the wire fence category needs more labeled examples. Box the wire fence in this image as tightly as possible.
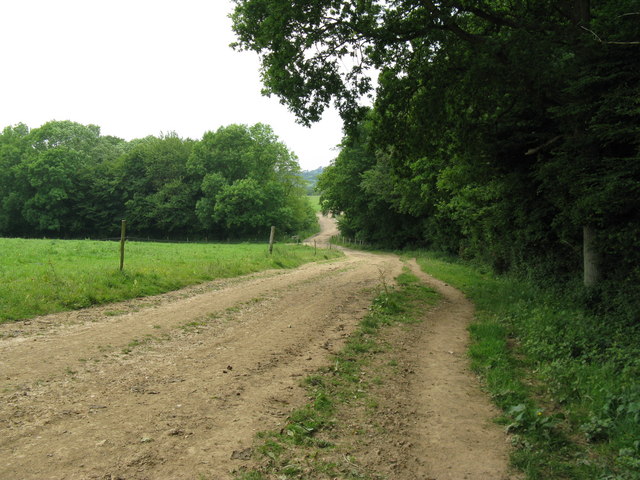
[330,235,372,249]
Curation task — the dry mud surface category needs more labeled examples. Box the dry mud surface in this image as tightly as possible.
[0,216,514,479]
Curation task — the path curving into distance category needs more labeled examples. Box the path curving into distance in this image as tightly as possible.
[0,216,514,479]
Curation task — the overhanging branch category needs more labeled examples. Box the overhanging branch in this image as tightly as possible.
[525,135,562,156]
[580,25,640,45]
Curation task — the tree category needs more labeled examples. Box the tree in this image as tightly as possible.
[0,121,132,237]
[0,124,31,236]
[0,119,316,240]
[189,124,315,237]
[318,115,426,247]
[16,121,108,236]
[233,0,640,286]
[119,133,198,236]
[213,178,268,236]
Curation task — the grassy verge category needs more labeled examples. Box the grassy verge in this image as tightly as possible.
[233,269,440,480]
[0,238,342,323]
[412,252,640,480]
[297,222,321,241]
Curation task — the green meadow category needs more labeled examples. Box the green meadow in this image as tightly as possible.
[307,195,321,213]
[0,238,342,323]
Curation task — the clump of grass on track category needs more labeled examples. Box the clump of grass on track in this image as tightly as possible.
[0,238,342,323]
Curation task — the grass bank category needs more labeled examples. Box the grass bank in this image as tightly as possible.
[0,238,342,323]
[412,252,640,480]
[233,269,440,480]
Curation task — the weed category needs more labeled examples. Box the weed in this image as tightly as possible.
[233,472,266,480]
[180,321,207,333]
[121,337,149,355]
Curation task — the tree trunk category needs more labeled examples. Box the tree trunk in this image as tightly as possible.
[574,0,590,24]
[583,225,600,287]
[575,0,598,288]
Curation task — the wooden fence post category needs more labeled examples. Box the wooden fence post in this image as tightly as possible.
[269,226,276,255]
[119,220,126,271]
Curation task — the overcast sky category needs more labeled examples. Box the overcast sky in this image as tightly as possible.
[0,0,343,170]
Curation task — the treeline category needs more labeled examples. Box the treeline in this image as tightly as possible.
[233,0,639,313]
[0,120,316,239]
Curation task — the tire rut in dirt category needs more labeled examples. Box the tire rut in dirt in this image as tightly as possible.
[0,252,403,479]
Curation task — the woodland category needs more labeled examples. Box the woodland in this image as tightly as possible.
[232,0,639,318]
[0,121,316,240]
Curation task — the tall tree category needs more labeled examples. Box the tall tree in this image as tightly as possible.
[233,0,640,285]
[0,119,316,240]
[188,124,314,237]
[17,121,106,236]
[0,124,31,235]
[119,133,197,236]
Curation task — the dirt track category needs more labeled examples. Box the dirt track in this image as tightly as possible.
[0,215,513,479]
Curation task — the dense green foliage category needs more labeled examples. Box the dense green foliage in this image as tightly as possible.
[415,252,640,479]
[0,237,342,323]
[0,121,316,239]
[232,0,639,346]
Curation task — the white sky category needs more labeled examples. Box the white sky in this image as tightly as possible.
[0,0,343,170]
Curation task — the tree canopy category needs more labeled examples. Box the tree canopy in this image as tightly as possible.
[232,0,640,312]
[0,120,315,240]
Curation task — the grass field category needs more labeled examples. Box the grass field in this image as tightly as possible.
[307,195,321,213]
[0,238,342,323]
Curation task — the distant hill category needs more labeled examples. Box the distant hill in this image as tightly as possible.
[300,167,324,194]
